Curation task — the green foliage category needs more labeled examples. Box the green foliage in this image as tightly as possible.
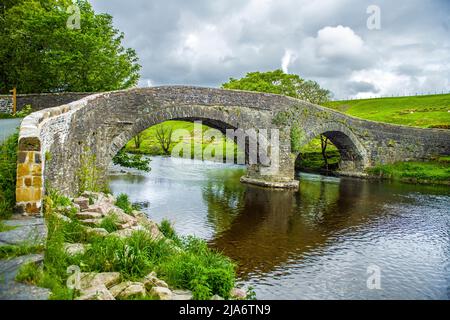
[112,149,151,172]
[366,159,450,184]
[222,69,332,104]
[0,131,18,218]
[15,261,44,285]
[115,193,133,214]
[99,212,119,233]
[77,147,109,195]
[324,94,450,128]
[159,219,178,242]
[15,105,33,118]
[0,220,16,232]
[290,126,303,153]
[0,0,140,94]
[296,151,340,172]
[159,236,236,299]
[0,244,44,259]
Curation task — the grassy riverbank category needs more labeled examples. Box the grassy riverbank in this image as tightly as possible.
[366,156,450,185]
[13,191,239,300]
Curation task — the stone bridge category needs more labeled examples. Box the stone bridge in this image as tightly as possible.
[15,86,450,215]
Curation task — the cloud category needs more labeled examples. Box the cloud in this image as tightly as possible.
[90,0,450,99]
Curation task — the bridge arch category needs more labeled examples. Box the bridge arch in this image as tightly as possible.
[299,122,369,172]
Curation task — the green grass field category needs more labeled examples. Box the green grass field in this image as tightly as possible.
[324,94,450,128]
[124,120,243,160]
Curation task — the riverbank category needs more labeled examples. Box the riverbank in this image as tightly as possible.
[366,156,450,186]
[1,190,245,300]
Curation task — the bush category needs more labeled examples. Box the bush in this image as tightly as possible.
[0,132,18,218]
[115,193,133,214]
[15,262,43,285]
[99,213,120,233]
[112,149,151,172]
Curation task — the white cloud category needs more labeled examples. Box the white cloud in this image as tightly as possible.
[281,49,297,73]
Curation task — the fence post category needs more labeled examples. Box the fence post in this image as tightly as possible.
[9,87,17,115]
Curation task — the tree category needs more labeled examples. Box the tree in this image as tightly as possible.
[155,125,174,155]
[223,69,334,169]
[133,132,143,149]
[222,69,332,105]
[0,0,140,94]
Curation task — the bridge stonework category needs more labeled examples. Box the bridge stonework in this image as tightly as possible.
[15,87,450,215]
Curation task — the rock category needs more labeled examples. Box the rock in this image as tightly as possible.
[211,294,224,300]
[131,210,147,219]
[115,210,138,226]
[73,197,89,211]
[76,211,103,220]
[136,217,163,240]
[150,286,173,300]
[85,227,109,237]
[78,272,121,290]
[230,288,247,300]
[109,281,146,299]
[76,284,115,300]
[143,272,169,290]
[172,289,193,300]
[64,243,87,256]
[80,218,103,227]
[110,228,135,239]
[85,203,114,215]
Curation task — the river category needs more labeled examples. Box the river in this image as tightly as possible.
[0,118,22,142]
[109,156,449,299]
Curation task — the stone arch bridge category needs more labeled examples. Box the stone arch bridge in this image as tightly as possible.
[15,86,450,214]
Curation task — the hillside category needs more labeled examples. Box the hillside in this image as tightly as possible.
[323,94,450,129]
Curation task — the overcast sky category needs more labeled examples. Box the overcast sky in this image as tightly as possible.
[90,0,450,99]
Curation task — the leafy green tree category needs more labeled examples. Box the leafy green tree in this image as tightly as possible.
[223,70,334,168]
[0,0,140,94]
[222,69,332,105]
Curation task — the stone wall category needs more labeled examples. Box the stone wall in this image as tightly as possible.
[0,96,12,113]
[16,86,450,215]
[0,92,91,114]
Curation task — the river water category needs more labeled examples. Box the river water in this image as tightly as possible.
[0,118,22,142]
[111,156,450,300]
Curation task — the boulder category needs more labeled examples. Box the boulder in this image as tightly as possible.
[109,281,146,299]
[143,272,169,290]
[76,284,115,300]
[85,227,109,237]
[211,294,224,300]
[230,288,247,300]
[80,218,104,227]
[79,272,121,290]
[73,197,89,211]
[172,290,193,300]
[150,286,173,300]
[64,243,87,256]
[76,212,103,220]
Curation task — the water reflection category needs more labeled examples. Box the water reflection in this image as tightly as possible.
[109,156,450,300]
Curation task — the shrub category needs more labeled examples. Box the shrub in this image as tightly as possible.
[115,193,133,214]
[0,131,18,218]
[15,262,43,285]
[99,213,120,233]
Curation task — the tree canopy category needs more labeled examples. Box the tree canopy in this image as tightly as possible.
[0,0,140,94]
[222,69,332,105]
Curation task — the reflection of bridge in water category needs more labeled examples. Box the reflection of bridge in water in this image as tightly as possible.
[205,175,436,278]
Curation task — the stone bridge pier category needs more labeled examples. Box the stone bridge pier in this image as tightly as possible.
[14,86,450,215]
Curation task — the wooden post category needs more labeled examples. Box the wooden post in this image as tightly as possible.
[9,87,17,115]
